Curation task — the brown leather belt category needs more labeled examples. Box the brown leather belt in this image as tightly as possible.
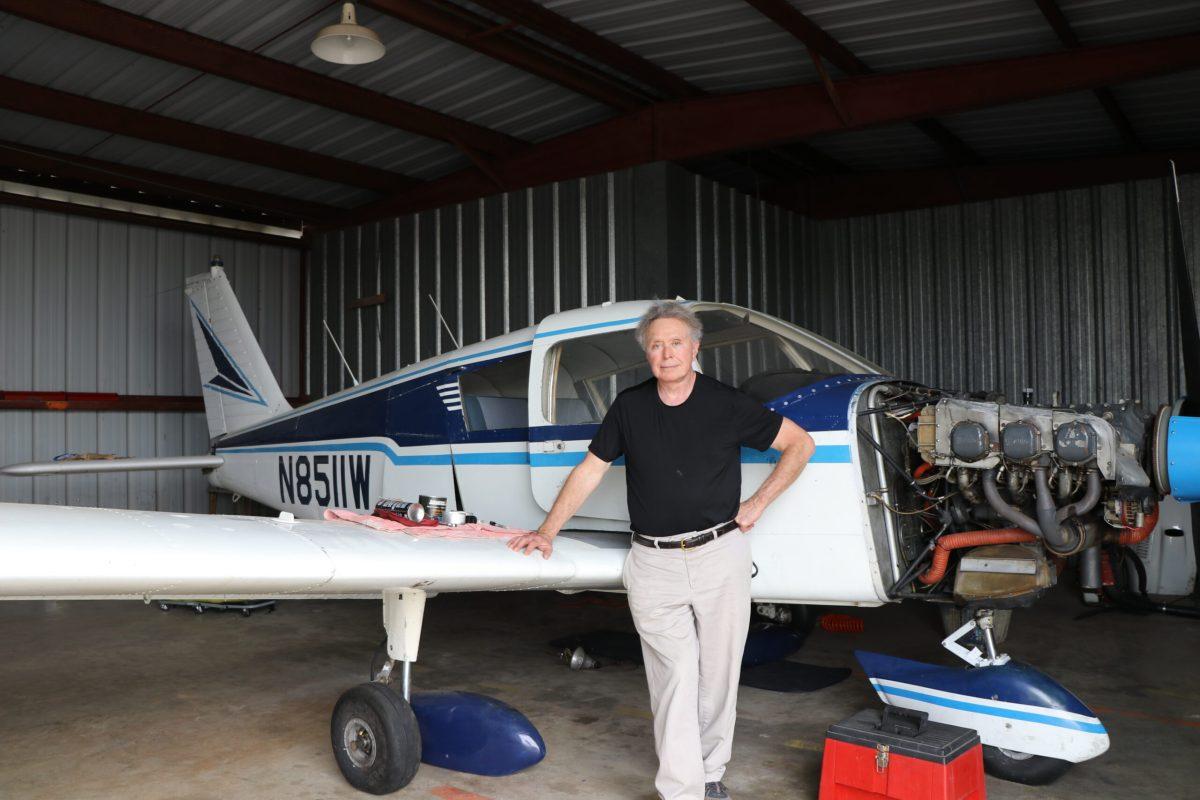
[632,520,739,550]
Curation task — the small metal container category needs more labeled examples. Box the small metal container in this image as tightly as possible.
[419,495,447,521]
[445,510,467,526]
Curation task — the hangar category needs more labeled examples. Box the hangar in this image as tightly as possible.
[1,1,1198,798]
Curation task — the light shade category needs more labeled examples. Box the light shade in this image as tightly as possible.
[311,3,385,65]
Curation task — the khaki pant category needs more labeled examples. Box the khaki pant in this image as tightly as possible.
[623,527,753,800]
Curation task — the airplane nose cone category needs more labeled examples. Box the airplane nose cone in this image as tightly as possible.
[1164,413,1200,502]
[1149,402,1200,503]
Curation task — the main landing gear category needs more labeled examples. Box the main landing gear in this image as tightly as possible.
[331,589,426,794]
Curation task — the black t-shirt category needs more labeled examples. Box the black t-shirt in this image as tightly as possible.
[587,372,784,536]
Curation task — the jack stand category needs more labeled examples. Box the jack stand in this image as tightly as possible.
[941,609,1011,668]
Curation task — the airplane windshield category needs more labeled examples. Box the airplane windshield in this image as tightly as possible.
[546,308,870,423]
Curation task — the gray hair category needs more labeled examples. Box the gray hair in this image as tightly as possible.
[634,300,703,348]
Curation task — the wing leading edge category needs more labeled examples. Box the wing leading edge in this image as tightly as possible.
[0,503,628,600]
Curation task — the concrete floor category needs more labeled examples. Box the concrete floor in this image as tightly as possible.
[1,587,1197,800]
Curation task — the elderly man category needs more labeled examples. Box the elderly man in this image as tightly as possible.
[509,300,814,800]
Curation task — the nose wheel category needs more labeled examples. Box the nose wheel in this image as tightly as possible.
[331,683,421,794]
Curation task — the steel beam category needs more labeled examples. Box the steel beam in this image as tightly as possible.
[0,0,522,157]
[0,191,303,247]
[346,31,1200,224]
[743,0,980,164]
[1033,0,1141,150]
[0,76,411,193]
[0,140,340,223]
[365,0,651,111]
[457,0,840,177]
[765,151,1200,219]
[0,391,307,412]
[464,0,704,100]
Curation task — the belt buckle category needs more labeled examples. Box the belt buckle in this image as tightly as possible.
[678,537,688,551]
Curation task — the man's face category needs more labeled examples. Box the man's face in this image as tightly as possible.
[644,317,700,383]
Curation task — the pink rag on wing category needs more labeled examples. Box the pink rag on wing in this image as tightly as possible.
[323,508,527,540]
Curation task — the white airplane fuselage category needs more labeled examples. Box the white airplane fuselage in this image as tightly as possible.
[206,300,898,607]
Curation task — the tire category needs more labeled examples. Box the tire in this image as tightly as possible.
[331,683,422,795]
[982,745,1072,785]
[787,604,820,640]
[939,606,1011,646]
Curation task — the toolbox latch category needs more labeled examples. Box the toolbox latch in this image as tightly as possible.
[875,744,890,773]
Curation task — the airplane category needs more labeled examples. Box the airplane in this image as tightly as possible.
[4,175,1199,794]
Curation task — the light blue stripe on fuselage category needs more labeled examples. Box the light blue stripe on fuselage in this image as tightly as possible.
[532,316,641,339]
[531,445,851,467]
[872,681,1107,735]
[219,442,523,466]
[218,442,852,467]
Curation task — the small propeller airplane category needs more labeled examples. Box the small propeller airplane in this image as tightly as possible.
[3,167,1198,794]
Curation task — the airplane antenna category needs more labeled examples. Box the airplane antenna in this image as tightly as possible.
[428,294,461,350]
[323,318,360,387]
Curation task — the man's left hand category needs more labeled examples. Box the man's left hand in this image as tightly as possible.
[735,498,764,532]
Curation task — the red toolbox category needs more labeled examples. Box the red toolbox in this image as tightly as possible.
[818,706,985,800]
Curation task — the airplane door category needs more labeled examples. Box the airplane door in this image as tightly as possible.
[527,313,647,529]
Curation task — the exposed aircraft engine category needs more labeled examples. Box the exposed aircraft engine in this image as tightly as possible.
[856,383,1173,612]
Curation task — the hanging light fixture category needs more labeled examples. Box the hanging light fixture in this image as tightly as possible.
[311,3,385,65]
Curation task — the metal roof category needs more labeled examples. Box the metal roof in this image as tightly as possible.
[0,0,1196,222]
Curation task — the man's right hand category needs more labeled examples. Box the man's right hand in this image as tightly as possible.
[507,531,554,559]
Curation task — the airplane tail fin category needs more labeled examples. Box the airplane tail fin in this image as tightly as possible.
[185,264,291,439]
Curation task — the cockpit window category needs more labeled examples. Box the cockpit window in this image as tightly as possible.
[460,353,530,431]
[694,309,854,398]
[544,307,876,422]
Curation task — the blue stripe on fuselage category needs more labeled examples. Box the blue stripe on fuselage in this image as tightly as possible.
[219,442,526,466]
[217,442,852,467]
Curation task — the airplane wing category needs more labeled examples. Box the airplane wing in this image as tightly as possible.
[0,502,628,601]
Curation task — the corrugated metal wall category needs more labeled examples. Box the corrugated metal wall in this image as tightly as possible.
[307,171,634,395]
[798,175,1198,410]
[311,164,1196,414]
[0,205,301,511]
[4,173,1189,515]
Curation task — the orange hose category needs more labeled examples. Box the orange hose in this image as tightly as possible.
[1117,505,1160,546]
[819,613,865,634]
[913,462,933,479]
[917,528,1037,585]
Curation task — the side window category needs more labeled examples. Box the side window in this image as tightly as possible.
[547,330,651,424]
[459,352,530,432]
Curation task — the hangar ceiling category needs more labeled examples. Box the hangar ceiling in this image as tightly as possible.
[0,0,1196,236]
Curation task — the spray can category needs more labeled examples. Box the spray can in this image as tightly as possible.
[373,499,425,523]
